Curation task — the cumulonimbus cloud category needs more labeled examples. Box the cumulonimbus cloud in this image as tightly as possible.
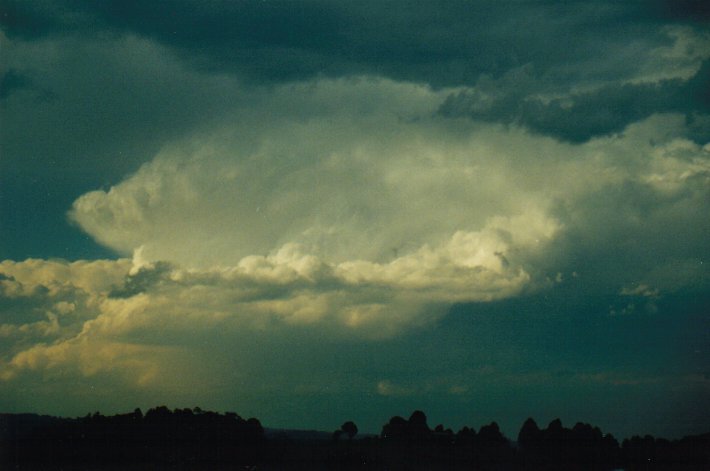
[0,230,536,383]
[2,78,708,390]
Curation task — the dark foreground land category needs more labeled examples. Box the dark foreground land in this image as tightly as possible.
[1,407,708,470]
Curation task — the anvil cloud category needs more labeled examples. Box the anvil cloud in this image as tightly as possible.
[1,0,708,438]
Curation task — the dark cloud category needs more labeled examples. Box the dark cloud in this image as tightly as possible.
[0,1,674,86]
[439,56,710,143]
[0,0,68,39]
[4,0,706,146]
[0,29,245,259]
[1,0,709,439]
[108,261,173,299]
[659,0,710,23]
[0,69,32,99]
[544,174,710,295]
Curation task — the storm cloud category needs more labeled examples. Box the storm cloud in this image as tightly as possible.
[1,0,709,439]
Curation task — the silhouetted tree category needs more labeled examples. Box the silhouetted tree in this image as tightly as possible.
[407,410,431,441]
[2,407,706,470]
[246,417,264,438]
[408,410,428,427]
[456,425,476,440]
[381,415,408,439]
[144,405,171,423]
[518,417,541,450]
[478,421,506,444]
[341,421,358,440]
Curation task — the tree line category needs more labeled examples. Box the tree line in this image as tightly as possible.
[1,406,708,469]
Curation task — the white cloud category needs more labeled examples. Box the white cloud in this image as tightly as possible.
[0,259,130,355]
[67,79,708,297]
[69,77,567,268]
[632,26,710,84]
[3,77,709,400]
[620,284,659,298]
[69,78,709,292]
[0,229,538,384]
[0,258,130,296]
[376,379,415,397]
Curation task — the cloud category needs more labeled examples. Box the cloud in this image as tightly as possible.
[22,91,705,394]
[1,71,707,413]
[0,69,33,99]
[0,31,246,182]
[0,227,536,384]
[633,26,710,84]
[0,27,253,259]
[3,1,702,89]
[2,1,709,436]
[1,255,707,436]
[3,1,708,263]
[439,27,710,142]
[659,0,710,23]
[545,118,710,293]
[0,259,129,350]
[620,284,660,298]
[68,78,709,294]
[376,379,415,397]
[67,77,550,266]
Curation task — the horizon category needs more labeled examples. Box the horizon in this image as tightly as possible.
[4,404,707,442]
[1,1,709,444]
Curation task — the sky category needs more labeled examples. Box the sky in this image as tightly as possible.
[1,0,709,440]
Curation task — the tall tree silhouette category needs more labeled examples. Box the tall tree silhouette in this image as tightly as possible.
[518,417,541,449]
[340,421,358,440]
